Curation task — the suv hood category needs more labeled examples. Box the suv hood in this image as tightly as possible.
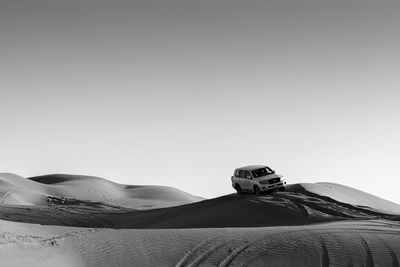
[255,173,281,181]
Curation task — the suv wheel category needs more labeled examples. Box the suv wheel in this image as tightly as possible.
[254,186,260,195]
[235,184,242,195]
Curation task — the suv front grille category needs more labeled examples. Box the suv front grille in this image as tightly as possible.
[268,178,280,184]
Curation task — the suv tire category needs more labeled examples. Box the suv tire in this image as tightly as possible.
[254,186,260,195]
[235,185,242,195]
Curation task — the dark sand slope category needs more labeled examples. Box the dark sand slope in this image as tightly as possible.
[1,173,400,266]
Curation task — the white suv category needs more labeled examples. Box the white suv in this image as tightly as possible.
[231,165,286,195]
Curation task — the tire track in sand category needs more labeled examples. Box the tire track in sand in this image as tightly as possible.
[318,235,329,267]
[175,234,225,267]
[375,235,399,267]
[357,233,374,267]
[218,242,251,267]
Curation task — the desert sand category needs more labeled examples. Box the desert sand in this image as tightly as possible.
[1,173,399,266]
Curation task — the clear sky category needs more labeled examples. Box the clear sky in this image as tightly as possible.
[1,0,399,203]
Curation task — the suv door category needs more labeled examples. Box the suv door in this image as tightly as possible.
[243,170,253,191]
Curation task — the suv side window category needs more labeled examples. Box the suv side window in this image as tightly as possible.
[238,170,246,178]
[245,171,252,179]
[235,170,240,177]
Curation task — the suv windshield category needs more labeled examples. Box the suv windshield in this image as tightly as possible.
[251,167,274,178]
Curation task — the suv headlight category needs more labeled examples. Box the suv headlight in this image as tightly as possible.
[259,180,269,185]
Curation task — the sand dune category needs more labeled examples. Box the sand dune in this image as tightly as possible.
[301,182,400,214]
[0,173,47,206]
[0,173,203,209]
[1,173,400,266]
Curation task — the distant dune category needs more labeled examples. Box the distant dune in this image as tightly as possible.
[1,173,400,266]
[301,182,400,214]
[0,173,204,209]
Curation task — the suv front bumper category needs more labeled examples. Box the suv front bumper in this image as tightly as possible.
[260,181,286,192]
